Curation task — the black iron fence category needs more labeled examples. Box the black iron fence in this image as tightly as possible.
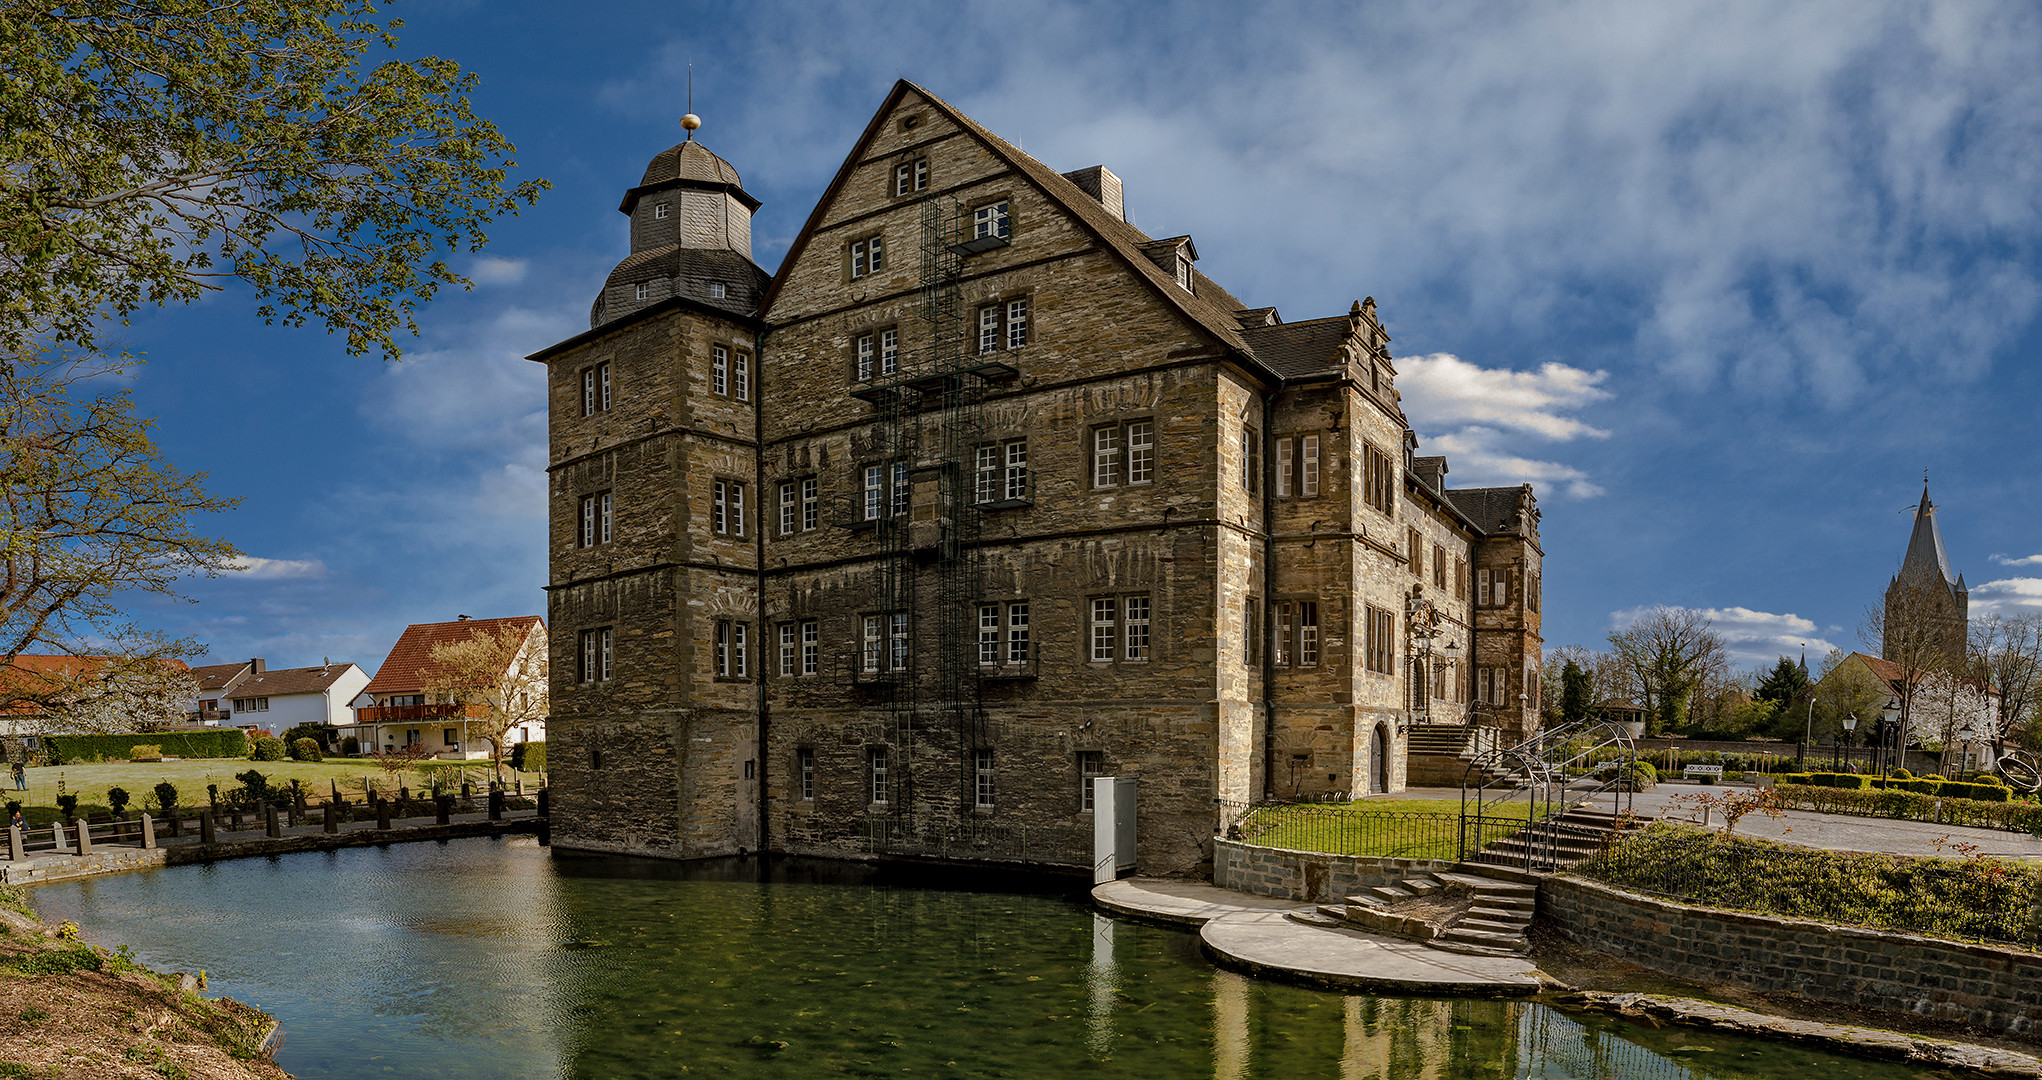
[1578,822,2042,949]
[1221,801,1542,863]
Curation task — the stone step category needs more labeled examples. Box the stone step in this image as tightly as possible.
[1441,925,1525,948]
[1428,938,1524,957]
[1344,894,1388,911]
[1467,905,1527,922]
[1436,871,1536,893]
[1470,896,1535,913]
[1451,862,1545,886]
[1368,885,1414,902]
[1401,876,1443,895]
[1457,917,1527,934]
[1289,907,1344,928]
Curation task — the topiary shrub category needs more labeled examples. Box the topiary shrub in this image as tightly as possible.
[236,769,268,805]
[341,736,361,756]
[154,781,178,812]
[289,737,322,763]
[510,741,545,773]
[250,736,286,762]
[55,794,78,818]
[127,744,162,762]
[105,787,130,815]
[1892,768,1913,779]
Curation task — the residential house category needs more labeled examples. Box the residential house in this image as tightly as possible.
[348,616,548,759]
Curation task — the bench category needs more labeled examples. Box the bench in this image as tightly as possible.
[1684,764,1724,780]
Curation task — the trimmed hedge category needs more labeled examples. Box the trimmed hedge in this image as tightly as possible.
[1776,771,2011,803]
[46,730,249,764]
[1772,783,2042,832]
[289,737,322,762]
[249,736,287,762]
[511,741,545,772]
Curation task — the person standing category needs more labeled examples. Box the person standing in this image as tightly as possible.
[9,761,22,791]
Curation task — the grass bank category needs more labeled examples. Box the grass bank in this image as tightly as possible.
[1232,798,1542,859]
[0,883,285,1079]
[8,760,543,826]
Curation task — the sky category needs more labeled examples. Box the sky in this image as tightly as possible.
[110,0,2042,678]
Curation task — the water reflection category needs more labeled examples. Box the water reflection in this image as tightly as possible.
[27,839,1927,1080]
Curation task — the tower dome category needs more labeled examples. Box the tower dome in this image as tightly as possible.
[591,128,768,328]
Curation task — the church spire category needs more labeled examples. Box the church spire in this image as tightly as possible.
[1898,481,1958,589]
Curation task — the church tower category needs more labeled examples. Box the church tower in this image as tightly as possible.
[1883,483,1969,664]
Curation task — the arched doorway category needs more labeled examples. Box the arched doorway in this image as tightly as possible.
[1370,725,1390,794]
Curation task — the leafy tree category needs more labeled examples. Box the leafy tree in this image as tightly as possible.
[1560,660,1594,724]
[1608,607,1728,735]
[423,621,548,782]
[0,0,547,360]
[1971,613,2042,746]
[1755,656,1810,709]
[1811,650,1887,746]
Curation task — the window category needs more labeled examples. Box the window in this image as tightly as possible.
[779,477,818,535]
[444,728,459,747]
[868,748,890,804]
[580,363,612,417]
[976,440,1028,503]
[1433,544,1448,590]
[894,158,928,196]
[1364,606,1394,675]
[1408,528,1423,579]
[1479,568,1510,607]
[860,462,908,521]
[979,602,1030,665]
[850,235,885,279]
[778,622,799,676]
[1093,596,1150,663]
[1243,426,1261,494]
[1362,443,1397,515]
[716,620,748,678]
[1265,433,1328,498]
[1455,558,1468,600]
[972,201,1009,240]
[1090,598,1116,662]
[881,329,897,376]
[578,492,612,548]
[1077,751,1104,811]
[734,351,751,401]
[890,613,910,672]
[864,465,884,520]
[634,281,649,301]
[654,201,669,219]
[1091,420,1153,488]
[974,749,995,808]
[854,328,899,382]
[779,483,797,535]
[713,480,745,537]
[976,298,1029,355]
[578,628,613,682]
[862,615,882,673]
[801,620,819,676]
[709,282,726,299]
[712,345,728,395]
[797,748,816,801]
[1175,255,1193,292]
[232,697,269,712]
[1529,571,1542,614]
[857,334,873,382]
[1272,601,1320,667]
[1245,598,1261,666]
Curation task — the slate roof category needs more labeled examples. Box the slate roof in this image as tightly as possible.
[1240,316,1353,378]
[1900,486,1960,589]
[640,140,744,188]
[365,617,543,696]
[228,664,359,699]
[1443,488,1531,535]
[597,245,769,322]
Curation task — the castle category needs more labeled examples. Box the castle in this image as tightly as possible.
[528,82,1544,874]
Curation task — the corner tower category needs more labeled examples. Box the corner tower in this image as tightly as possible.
[1884,483,1968,664]
[529,117,768,861]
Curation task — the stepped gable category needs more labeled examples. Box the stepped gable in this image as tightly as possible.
[365,616,542,696]
[760,80,1274,380]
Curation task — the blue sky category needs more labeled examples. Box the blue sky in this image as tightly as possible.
[116,1,2042,676]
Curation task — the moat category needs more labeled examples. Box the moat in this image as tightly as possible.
[29,837,1944,1079]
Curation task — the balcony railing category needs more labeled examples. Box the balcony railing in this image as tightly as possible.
[353,703,485,723]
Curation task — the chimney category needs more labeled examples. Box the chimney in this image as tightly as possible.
[457,614,472,621]
[1061,166,1123,222]
[250,658,265,674]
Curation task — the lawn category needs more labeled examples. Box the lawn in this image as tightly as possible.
[1233,798,1544,860]
[5,759,543,825]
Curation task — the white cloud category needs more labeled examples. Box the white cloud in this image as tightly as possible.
[468,257,529,286]
[1972,577,2042,617]
[223,555,328,580]
[1424,428,1605,499]
[1609,603,1837,667]
[1398,354,1612,441]
[1991,554,2042,567]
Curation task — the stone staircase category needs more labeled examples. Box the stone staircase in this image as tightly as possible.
[1404,725,1515,787]
[1463,806,1646,873]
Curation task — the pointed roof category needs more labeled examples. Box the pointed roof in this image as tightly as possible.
[620,139,760,214]
[759,81,1283,385]
[1900,484,1958,588]
[364,616,544,696]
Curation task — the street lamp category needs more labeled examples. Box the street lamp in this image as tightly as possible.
[1839,711,1859,772]
[1879,695,1903,779]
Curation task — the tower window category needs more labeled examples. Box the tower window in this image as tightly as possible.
[709,282,726,299]
[654,202,670,219]
[634,282,649,301]
[1175,255,1193,292]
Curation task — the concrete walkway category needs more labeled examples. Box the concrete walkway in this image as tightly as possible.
[1092,878,1541,995]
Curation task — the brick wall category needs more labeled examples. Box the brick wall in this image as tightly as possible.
[1541,875,2042,1038]
[1212,837,1456,903]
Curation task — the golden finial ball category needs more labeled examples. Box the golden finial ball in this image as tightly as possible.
[680,113,702,132]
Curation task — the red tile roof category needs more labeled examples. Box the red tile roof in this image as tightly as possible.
[0,655,192,715]
[364,617,544,696]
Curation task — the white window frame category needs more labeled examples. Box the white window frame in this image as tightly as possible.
[709,282,726,299]
[974,748,995,809]
[734,351,750,401]
[869,748,890,805]
[889,612,910,672]
[1006,298,1029,350]
[801,478,819,531]
[1008,603,1030,664]
[714,480,745,537]
[634,281,648,301]
[798,748,816,801]
[778,622,798,677]
[1124,595,1151,662]
[972,201,1010,240]
[880,328,898,376]
[1077,751,1104,811]
[978,604,1001,666]
[1301,434,1320,497]
[862,615,882,673]
[654,201,670,219]
[1091,421,1152,488]
[712,345,728,395]
[1276,438,1294,498]
[850,235,884,279]
[1090,598,1117,663]
[857,333,874,382]
[800,620,819,676]
[779,482,797,536]
[894,158,928,197]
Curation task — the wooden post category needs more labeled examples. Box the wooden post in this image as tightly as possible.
[376,797,391,830]
[487,789,504,822]
[229,805,242,831]
[323,803,338,834]
[435,794,452,826]
[286,802,298,828]
[515,775,525,796]
[73,817,92,855]
[200,810,216,845]
[6,824,20,861]
[265,804,280,838]
[140,814,156,849]
[166,809,180,838]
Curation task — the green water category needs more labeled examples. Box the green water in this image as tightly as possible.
[27,837,1953,1079]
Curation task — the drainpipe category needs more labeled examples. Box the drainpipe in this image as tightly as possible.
[1260,388,1278,801]
[752,323,769,856]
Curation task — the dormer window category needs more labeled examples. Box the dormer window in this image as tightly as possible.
[654,202,670,220]
[1175,256,1193,292]
[709,282,727,299]
[634,282,649,300]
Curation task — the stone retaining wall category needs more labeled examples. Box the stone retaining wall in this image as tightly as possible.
[1541,875,2042,1039]
[1213,838,1456,903]
[3,819,538,886]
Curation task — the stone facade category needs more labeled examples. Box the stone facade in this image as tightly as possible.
[1541,875,2042,1039]
[530,81,1544,875]
[1212,837,1458,904]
